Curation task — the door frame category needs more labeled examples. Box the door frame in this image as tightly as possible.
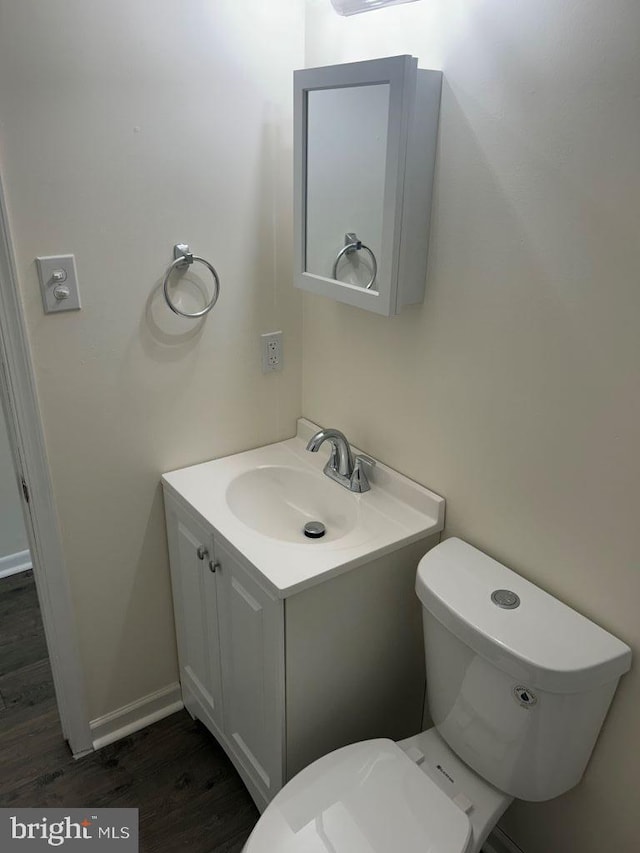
[0,172,93,756]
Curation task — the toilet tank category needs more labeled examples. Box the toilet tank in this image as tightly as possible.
[416,539,631,802]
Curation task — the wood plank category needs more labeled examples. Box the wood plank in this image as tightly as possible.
[0,571,48,675]
[0,657,56,710]
[3,713,259,851]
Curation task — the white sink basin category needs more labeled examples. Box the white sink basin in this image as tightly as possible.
[226,465,357,543]
[162,418,445,597]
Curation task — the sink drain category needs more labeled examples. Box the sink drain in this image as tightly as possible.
[304,521,326,539]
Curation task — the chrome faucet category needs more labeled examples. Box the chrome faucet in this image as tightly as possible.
[306,427,376,493]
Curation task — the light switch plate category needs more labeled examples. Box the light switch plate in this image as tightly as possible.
[36,254,81,314]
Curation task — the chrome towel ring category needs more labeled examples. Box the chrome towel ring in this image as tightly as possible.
[332,232,378,290]
[162,243,220,318]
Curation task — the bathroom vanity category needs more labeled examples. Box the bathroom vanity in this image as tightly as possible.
[162,419,444,810]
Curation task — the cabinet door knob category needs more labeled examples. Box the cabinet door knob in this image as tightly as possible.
[197,546,208,561]
[209,560,220,573]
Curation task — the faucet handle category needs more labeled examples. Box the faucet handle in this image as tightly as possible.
[356,454,376,468]
[350,454,376,493]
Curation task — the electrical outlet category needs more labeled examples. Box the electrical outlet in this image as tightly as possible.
[261,331,283,373]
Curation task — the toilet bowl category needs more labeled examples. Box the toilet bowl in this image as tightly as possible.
[244,538,631,853]
[243,729,510,853]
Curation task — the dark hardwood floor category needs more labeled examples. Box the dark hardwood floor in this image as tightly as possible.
[0,570,259,852]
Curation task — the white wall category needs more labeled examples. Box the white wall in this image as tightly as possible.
[0,407,28,560]
[0,0,303,720]
[302,1,639,852]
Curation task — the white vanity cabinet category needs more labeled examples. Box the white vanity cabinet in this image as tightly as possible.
[165,486,438,810]
[162,422,445,812]
[164,493,284,809]
[163,489,435,812]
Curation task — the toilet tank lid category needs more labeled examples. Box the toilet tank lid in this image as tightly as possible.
[416,538,631,694]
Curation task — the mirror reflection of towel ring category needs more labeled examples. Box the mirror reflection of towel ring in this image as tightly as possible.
[163,243,220,318]
[332,233,378,290]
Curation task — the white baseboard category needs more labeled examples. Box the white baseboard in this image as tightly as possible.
[0,549,32,579]
[483,826,525,853]
[90,682,183,751]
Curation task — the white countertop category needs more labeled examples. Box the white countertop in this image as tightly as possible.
[162,419,445,598]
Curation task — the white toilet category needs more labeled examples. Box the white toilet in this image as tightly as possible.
[244,538,631,853]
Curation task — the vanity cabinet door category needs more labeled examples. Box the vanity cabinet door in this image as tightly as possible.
[164,495,224,734]
[215,539,284,802]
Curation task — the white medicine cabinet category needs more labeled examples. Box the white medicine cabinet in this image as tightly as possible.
[294,55,442,316]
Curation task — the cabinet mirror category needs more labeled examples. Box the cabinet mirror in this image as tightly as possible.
[294,56,441,316]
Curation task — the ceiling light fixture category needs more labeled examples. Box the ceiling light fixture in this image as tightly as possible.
[330,0,421,16]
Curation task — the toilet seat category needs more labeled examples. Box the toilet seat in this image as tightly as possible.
[244,738,472,853]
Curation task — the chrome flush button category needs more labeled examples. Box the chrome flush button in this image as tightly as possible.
[491,589,520,609]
